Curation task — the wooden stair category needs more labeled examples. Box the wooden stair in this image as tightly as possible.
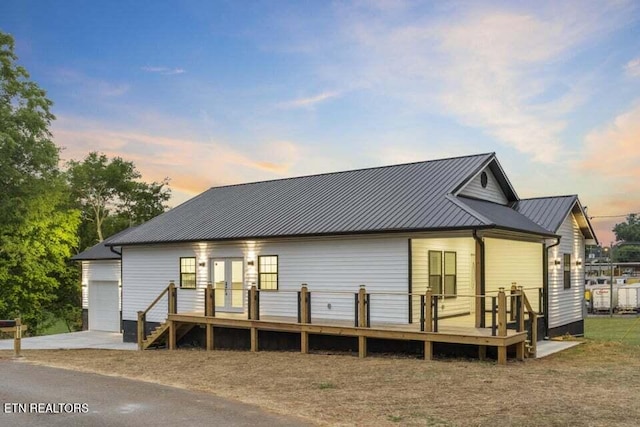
[141,322,197,350]
[142,322,170,350]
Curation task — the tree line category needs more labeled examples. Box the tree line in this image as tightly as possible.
[0,31,170,333]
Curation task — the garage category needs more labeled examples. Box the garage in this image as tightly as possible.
[88,280,120,332]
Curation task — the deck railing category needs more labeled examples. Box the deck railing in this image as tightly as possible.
[137,281,177,350]
[194,284,537,339]
[143,283,534,363]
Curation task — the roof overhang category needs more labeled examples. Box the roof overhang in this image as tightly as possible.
[571,199,599,245]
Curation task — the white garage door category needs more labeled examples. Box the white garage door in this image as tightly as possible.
[88,280,120,332]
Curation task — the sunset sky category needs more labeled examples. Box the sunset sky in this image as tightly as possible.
[2,1,639,245]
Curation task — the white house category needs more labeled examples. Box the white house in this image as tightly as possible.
[80,152,596,344]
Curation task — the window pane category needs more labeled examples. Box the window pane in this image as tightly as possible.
[429,275,442,294]
[429,251,442,275]
[444,275,456,295]
[181,257,195,273]
[444,252,456,275]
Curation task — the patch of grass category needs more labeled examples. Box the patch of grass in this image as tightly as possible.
[585,316,640,346]
[41,318,72,336]
[316,381,335,390]
[387,414,402,422]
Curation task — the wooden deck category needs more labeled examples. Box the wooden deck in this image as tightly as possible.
[139,284,535,365]
[167,311,528,364]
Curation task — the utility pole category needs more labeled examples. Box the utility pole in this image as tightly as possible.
[609,242,614,318]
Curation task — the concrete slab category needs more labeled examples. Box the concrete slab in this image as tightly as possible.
[536,340,582,358]
[0,331,136,351]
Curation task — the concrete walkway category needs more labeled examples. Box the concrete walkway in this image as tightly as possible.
[536,340,582,358]
[0,331,136,351]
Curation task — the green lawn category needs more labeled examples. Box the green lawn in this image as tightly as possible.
[41,318,72,335]
[585,316,640,346]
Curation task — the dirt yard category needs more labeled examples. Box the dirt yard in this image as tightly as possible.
[2,338,639,426]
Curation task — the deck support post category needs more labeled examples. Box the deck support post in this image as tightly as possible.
[516,342,525,361]
[478,345,486,361]
[206,324,214,351]
[497,346,507,365]
[424,340,433,360]
[497,288,507,337]
[529,312,538,358]
[250,327,258,352]
[300,285,309,354]
[358,335,367,358]
[137,311,145,350]
[168,320,176,350]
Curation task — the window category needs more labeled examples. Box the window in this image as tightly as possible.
[180,257,196,289]
[444,251,457,296]
[258,255,278,290]
[563,253,571,289]
[429,251,442,295]
[429,250,457,298]
[480,171,488,188]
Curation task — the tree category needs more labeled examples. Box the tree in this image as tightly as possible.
[612,214,640,262]
[0,32,80,332]
[615,245,640,263]
[67,152,170,250]
[613,214,640,243]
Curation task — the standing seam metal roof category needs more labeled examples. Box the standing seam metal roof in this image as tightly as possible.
[107,153,560,246]
[513,196,577,233]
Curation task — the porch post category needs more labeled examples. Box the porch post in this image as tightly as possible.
[424,288,433,333]
[300,284,309,354]
[205,282,215,317]
[168,282,177,315]
[358,285,367,358]
[249,285,259,352]
[497,288,507,337]
[474,233,485,328]
[205,283,215,351]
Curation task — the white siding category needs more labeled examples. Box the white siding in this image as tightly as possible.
[485,238,542,312]
[122,235,410,324]
[459,167,509,204]
[82,260,121,310]
[411,238,476,319]
[547,213,585,328]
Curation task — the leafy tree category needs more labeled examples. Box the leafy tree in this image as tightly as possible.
[615,245,640,263]
[0,31,80,332]
[613,214,640,243]
[612,214,640,262]
[67,152,170,250]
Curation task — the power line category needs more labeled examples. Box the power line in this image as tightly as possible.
[589,212,640,220]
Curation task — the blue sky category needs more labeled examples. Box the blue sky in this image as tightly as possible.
[2,0,640,244]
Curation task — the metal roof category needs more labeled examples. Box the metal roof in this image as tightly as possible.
[71,227,135,261]
[457,197,557,236]
[107,152,561,246]
[514,195,598,243]
[513,196,577,233]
